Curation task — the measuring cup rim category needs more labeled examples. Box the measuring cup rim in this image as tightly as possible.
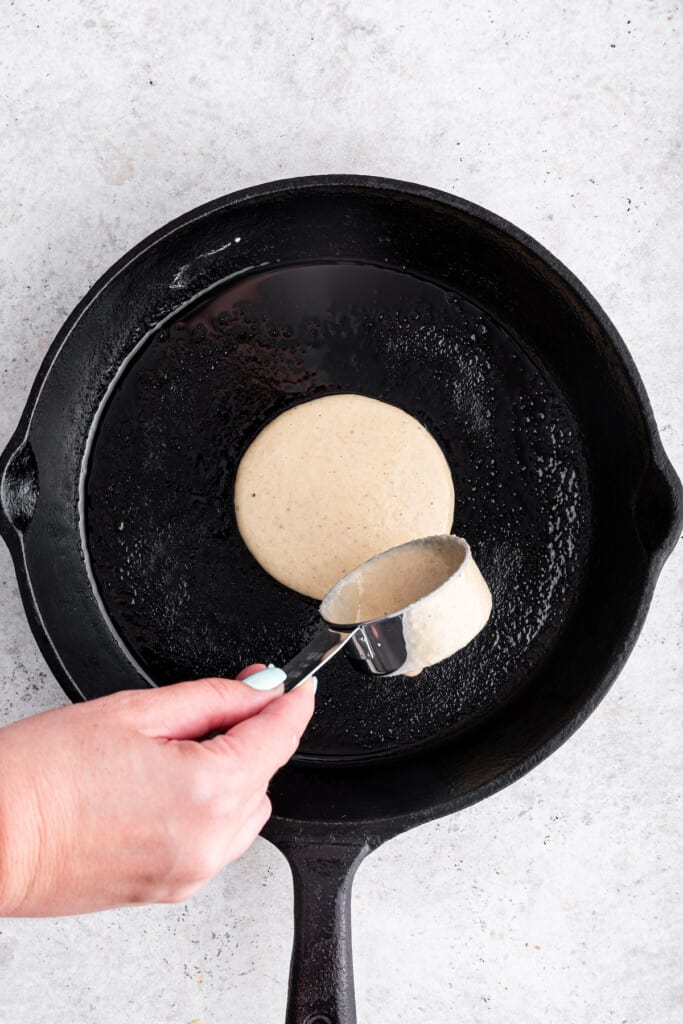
[319,533,472,631]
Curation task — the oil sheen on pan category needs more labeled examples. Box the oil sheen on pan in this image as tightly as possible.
[84,261,590,761]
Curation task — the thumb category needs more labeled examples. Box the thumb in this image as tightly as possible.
[131,675,284,741]
[203,680,316,785]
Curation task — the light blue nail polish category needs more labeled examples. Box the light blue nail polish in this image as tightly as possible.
[294,675,318,695]
[243,666,287,691]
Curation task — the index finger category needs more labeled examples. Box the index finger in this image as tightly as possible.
[203,681,316,786]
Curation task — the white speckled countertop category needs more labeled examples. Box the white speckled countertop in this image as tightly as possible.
[0,2,681,1022]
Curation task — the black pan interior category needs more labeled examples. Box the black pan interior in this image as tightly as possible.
[85,260,590,762]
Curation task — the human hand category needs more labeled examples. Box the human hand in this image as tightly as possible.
[0,666,314,917]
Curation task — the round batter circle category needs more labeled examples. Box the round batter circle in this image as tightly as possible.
[234,394,455,600]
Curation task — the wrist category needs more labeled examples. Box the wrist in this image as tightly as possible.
[0,777,19,915]
[0,822,7,916]
[0,748,41,917]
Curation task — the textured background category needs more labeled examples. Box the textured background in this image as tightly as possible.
[0,2,681,1022]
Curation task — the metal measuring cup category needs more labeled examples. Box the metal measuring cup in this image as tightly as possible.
[282,535,492,690]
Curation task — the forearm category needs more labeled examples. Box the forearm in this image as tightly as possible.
[0,738,43,917]
[0,761,22,916]
[0,787,11,915]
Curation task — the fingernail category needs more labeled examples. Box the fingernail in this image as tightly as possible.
[294,675,318,695]
[242,666,287,691]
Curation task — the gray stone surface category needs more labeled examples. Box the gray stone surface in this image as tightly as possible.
[0,1,681,1021]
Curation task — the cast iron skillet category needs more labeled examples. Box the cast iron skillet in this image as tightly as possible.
[0,176,681,1023]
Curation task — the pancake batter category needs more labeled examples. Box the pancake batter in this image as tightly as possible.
[234,394,455,600]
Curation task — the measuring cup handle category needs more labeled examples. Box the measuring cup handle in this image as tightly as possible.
[282,625,358,691]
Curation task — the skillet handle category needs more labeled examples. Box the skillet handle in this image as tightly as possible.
[0,439,39,535]
[634,455,683,558]
[278,839,371,1024]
